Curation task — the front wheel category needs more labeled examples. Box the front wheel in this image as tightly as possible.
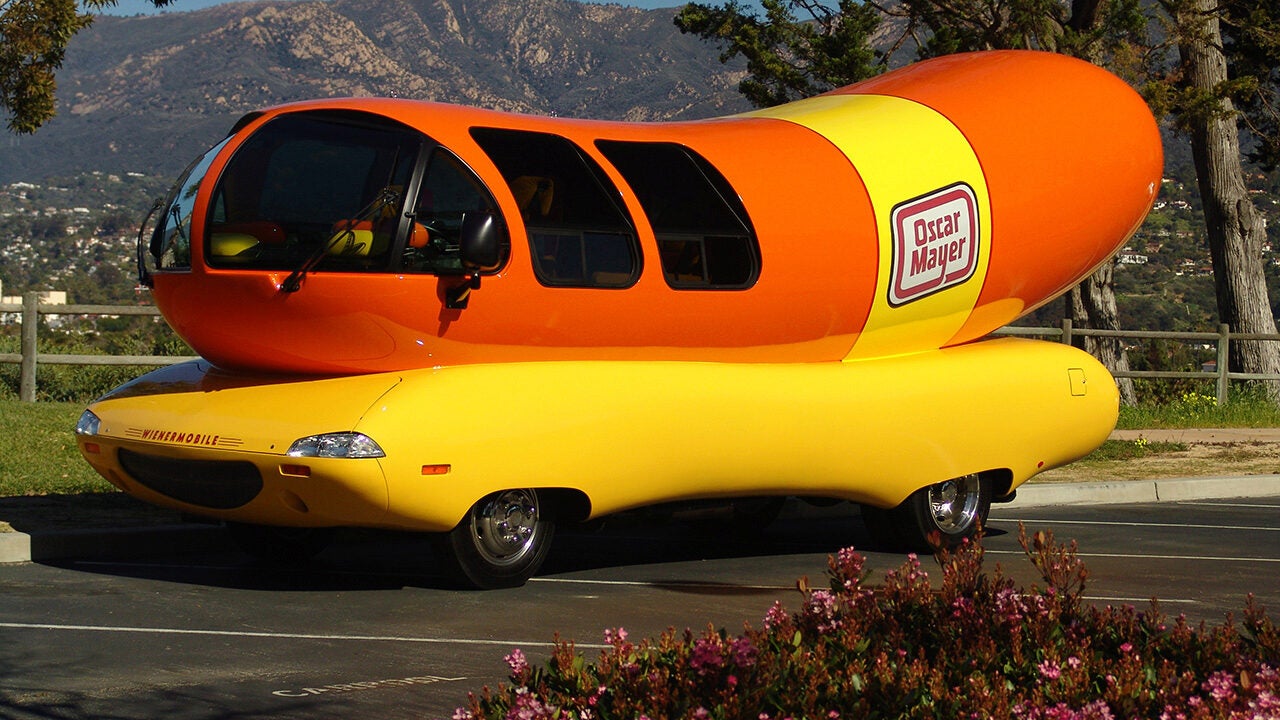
[862,473,991,553]
[439,489,555,589]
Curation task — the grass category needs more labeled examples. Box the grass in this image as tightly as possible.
[1118,387,1280,428]
[1080,438,1187,461]
[0,399,115,496]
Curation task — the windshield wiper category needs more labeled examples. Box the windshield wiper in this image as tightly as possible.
[135,198,165,288]
[281,187,401,293]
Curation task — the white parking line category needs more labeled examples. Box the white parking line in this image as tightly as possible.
[529,577,792,591]
[1087,595,1199,605]
[1176,501,1280,509]
[989,517,1280,532]
[986,549,1280,564]
[0,622,608,649]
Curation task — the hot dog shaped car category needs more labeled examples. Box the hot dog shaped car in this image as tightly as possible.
[75,50,1162,588]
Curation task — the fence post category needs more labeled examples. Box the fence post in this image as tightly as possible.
[19,292,38,402]
[1216,323,1230,406]
[1061,317,1073,346]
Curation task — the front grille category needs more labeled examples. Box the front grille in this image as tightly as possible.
[118,449,264,510]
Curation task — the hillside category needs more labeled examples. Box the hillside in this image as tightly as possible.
[0,0,750,184]
[2,0,1278,352]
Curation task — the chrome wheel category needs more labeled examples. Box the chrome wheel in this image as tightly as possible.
[442,488,555,589]
[862,472,992,553]
[927,473,983,534]
[470,489,542,567]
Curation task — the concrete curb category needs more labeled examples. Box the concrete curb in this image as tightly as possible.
[1009,474,1280,507]
[3,476,1279,564]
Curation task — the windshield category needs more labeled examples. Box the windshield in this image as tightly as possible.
[204,111,422,272]
[151,137,232,270]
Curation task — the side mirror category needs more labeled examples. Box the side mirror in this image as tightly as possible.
[459,212,503,272]
[447,212,505,310]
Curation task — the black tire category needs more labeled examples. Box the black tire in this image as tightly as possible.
[862,473,991,553]
[439,489,554,590]
[226,522,334,564]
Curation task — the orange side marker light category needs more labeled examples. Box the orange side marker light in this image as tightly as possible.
[422,464,452,476]
[280,464,312,478]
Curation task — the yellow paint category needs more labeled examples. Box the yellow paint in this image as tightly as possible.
[80,338,1116,533]
[750,95,992,360]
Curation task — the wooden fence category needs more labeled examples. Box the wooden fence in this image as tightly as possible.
[0,293,197,402]
[5,292,1280,403]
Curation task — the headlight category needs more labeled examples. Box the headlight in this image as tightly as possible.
[75,410,101,436]
[287,432,385,458]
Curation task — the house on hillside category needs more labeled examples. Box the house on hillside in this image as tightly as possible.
[0,280,68,326]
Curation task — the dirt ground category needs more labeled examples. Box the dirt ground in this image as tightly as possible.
[3,430,1279,536]
[1034,428,1280,483]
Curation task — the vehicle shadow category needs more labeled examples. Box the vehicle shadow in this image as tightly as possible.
[40,501,1006,594]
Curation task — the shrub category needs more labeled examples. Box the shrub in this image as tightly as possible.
[456,527,1279,719]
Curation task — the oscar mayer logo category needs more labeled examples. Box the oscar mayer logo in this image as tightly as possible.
[888,182,980,306]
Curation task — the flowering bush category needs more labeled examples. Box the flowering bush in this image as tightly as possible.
[1173,391,1220,422]
[455,526,1279,719]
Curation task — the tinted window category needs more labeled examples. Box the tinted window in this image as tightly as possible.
[472,128,639,288]
[596,141,760,289]
[402,148,509,275]
[152,137,232,270]
[206,111,421,271]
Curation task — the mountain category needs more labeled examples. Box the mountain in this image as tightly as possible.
[0,0,751,185]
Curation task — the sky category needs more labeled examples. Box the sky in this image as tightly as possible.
[97,0,694,16]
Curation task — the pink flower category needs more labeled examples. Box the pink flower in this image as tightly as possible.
[1202,670,1237,702]
[1038,660,1062,681]
[804,589,842,632]
[504,648,529,676]
[689,637,724,676]
[763,601,789,630]
[730,636,758,667]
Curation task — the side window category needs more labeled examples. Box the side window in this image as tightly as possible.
[471,127,639,288]
[402,148,509,275]
[205,111,420,272]
[596,140,760,289]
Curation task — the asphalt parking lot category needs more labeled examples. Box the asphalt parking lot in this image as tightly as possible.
[1,496,1278,719]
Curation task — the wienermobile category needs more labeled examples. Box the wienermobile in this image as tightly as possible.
[74,50,1161,588]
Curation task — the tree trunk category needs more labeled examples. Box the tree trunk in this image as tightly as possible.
[1070,265,1138,405]
[1177,0,1280,402]
[1061,1,1136,406]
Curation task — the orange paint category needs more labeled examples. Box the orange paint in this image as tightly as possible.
[144,50,1160,375]
[836,52,1162,343]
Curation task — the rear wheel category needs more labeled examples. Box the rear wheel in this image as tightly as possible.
[440,488,554,589]
[862,473,990,553]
